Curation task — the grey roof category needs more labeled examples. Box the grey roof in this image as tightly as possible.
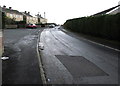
[109,7,120,14]
[22,12,33,17]
[36,14,44,18]
[93,5,120,16]
[2,8,23,15]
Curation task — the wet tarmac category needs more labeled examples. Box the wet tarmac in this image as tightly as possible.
[40,27,119,84]
[2,29,43,84]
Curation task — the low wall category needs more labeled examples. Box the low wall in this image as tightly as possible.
[5,25,17,29]
[37,25,41,28]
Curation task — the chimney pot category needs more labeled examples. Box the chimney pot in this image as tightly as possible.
[9,7,12,9]
[28,12,30,14]
[3,5,6,8]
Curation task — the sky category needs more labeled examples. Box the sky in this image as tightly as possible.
[0,0,120,24]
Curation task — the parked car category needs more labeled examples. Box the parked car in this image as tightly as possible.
[41,24,46,27]
[26,24,37,28]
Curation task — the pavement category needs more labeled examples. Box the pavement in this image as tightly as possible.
[2,28,43,84]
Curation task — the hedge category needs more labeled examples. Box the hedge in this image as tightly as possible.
[63,13,120,41]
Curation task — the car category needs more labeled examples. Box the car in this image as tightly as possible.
[49,24,55,28]
[26,24,37,28]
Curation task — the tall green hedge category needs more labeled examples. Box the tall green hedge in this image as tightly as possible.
[63,13,120,41]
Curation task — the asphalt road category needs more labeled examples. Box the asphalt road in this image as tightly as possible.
[2,28,43,84]
[39,27,119,84]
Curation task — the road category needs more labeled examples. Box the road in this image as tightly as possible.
[2,28,43,84]
[39,27,119,84]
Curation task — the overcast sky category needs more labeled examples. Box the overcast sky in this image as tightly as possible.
[0,0,120,24]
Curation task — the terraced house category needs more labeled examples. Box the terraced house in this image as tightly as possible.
[22,11,38,24]
[23,11,47,24]
[109,2,120,15]
[36,13,47,24]
[2,6,23,22]
[2,5,47,27]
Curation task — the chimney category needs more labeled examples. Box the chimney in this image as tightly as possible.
[28,12,30,14]
[3,5,6,8]
[25,11,27,14]
[9,7,12,10]
[36,14,39,17]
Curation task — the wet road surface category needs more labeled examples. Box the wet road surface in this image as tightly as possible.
[2,29,43,84]
[39,27,119,84]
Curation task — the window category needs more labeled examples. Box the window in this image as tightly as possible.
[10,14,13,18]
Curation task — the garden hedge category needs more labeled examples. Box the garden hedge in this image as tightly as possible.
[63,13,120,41]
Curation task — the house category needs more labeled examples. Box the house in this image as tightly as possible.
[40,17,47,24]
[32,17,38,24]
[109,2,120,14]
[22,11,38,24]
[2,6,23,21]
[36,14,47,24]
[2,5,48,26]
[92,4,120,16]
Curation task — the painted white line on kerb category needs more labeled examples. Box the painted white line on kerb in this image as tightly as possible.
[82,38,120,52]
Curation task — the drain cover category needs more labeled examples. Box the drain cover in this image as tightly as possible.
[56,55,108,78]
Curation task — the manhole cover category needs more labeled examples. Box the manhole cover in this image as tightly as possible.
[56,55,108,78]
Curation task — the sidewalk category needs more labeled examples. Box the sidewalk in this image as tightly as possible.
[2,29,42,84]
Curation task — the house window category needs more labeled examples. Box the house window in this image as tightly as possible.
[10,14,13,18]
[20,15,22,18]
